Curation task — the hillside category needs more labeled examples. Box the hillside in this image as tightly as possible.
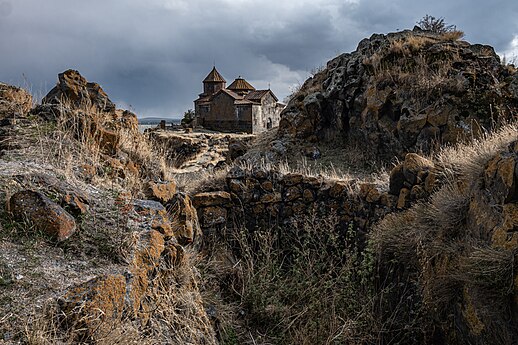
[0,27,517,345]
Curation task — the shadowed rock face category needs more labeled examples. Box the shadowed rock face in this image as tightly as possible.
[279,29,518,160]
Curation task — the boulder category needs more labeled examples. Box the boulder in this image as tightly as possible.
[9,190,77,241]
[145,180,177,204]
[42,69,115,113]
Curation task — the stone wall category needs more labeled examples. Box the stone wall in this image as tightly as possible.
[192,166,400,236]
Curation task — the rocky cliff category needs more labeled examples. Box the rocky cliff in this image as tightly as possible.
[278,28,518,161]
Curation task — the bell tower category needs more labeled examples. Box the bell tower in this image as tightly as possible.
[202,66,226,96]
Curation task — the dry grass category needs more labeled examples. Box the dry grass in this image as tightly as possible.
[439,30,465,41]
[199,211,387,345]
[372,123,518,343]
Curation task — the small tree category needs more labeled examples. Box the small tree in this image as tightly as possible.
[181,109,195,127]
[417,15,456,34]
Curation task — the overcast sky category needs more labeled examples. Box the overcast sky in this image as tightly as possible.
[1,0,517,118]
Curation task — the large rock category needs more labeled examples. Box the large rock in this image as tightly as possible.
[42,69,115,113]
[9,190,77,241]
[278,29,518,160]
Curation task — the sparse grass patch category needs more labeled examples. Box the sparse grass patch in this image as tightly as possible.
[199,211,403,344]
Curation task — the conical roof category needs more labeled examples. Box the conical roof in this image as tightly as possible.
[228,77,255,92]
[203,67,226,83]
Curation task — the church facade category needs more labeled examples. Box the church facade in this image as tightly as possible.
[194,67,284,134]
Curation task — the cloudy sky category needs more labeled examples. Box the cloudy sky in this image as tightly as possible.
[1,0,517,118]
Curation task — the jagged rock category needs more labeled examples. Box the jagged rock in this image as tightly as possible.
[42,69,115,113]
[167,193,200,245]
[145,180,177,203]
[278,30,518,160]
[9,190,77,241]
[58,274,126,342]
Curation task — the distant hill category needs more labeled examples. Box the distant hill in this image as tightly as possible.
[138,117,182,125]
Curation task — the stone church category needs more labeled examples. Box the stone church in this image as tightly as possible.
[194,67,284,133]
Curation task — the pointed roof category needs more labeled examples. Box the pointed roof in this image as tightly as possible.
[203,67,226,83]
[228,77,256,92]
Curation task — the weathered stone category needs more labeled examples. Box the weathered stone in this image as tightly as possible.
[167,193,200,245]
[261,180,274,192]
[145,180,177,203]
[42,69,115,113]
[277,30,518,160]
[360,183,381,203]
[329,181,348,198]
[0,83,33,117]
[9,190,76,241]
[402,153,434,185]
[193,191,232,207]
[126,230,165,317]
[58,274,126,341]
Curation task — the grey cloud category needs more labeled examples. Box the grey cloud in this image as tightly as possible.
[0,0,517,118]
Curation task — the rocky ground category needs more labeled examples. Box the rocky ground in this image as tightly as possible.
[0,27,517,345]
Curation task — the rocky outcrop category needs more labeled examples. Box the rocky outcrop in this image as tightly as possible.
[9,190,77,241]
[56,191,214,343]
[279,29,518,160]
[33,70,140,156]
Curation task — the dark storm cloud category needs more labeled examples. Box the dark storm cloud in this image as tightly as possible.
[0,0,517,117]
